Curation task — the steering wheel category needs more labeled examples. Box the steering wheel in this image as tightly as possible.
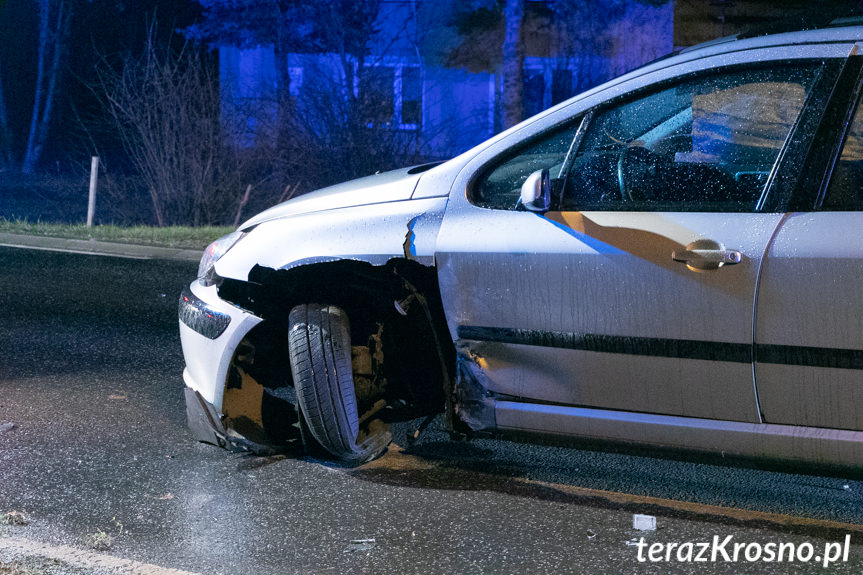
[617,143,661,202]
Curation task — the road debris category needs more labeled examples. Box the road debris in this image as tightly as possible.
[108,392,127,400]
[3,511,28,525]
[344,538,376,553]
[236,454,287,471]
[405,413,437,447]
[86,518,123,550]
[86,528,113,551]
[633,514,657,531]
[586,529,597,539]
[0,422,18,433]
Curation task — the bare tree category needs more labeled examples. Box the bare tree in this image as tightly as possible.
[94,28,246,226]
[184,0,315,180]
[21,0,71,174]
[501,0,525,130]
[216,0,436,189]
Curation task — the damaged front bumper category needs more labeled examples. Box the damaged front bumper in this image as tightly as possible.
[184,386,231,448]
[179,280,263,434]
[179,287,232,339]
[184,386,282,454]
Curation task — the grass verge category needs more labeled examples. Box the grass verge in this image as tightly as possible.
[0,219,234,251]
[0,557,90,575]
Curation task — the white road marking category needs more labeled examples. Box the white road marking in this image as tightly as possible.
[0,536,202,575]
[0,243,151,260]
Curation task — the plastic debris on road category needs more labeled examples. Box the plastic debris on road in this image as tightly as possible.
[633,514,657,531]
[344,538,376,553]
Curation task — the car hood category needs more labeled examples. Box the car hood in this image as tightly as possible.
[240,167,423,229]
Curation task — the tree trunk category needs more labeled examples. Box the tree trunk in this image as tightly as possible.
[272,0,293,186]
[0,61,12,170]
[274,45,292,162]
[501,0,524,130]
[494,67,502,134]
[22,0,68,174]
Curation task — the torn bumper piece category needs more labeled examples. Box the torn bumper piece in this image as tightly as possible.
[453,350,497,432]
[184,386,281,455]
[179,288,231,340]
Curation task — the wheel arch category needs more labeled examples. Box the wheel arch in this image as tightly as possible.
[216,257,456,451]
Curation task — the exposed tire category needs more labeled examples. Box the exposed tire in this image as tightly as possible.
[288,304,391,465]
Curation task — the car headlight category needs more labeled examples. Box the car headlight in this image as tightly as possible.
[198,230,246,285]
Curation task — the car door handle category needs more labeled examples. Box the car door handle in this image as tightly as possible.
[672,240,742,271]
[672,249,742,264]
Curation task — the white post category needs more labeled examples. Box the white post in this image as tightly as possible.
[87,156,99,227]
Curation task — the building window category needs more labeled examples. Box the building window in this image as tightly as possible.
[361,63,422,129]
[361,66,395,127]
[288,67,303,97]
[400,66,422,127]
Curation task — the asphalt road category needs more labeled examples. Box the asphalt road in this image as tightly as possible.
[2,246,863,574]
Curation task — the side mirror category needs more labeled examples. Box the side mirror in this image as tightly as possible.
[520,169,551,212]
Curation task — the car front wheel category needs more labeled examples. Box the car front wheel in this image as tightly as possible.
[288,303,391,465]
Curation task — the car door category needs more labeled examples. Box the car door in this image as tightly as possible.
[436,51,841,426]
[754,60,863,430]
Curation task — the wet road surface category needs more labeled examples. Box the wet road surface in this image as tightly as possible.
[1,246,863,574]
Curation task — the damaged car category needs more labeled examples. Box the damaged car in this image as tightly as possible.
[180,23,863,467]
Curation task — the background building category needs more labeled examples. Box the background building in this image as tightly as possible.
[217,0,675,160]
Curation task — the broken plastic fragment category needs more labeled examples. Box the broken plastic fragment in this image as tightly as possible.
[633,514,657,531]
[344,538,376,553]
[236,454,287,471]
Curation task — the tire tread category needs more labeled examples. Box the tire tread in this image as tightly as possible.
[288,304,390,464]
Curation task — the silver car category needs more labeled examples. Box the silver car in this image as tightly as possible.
[180,23,863,467]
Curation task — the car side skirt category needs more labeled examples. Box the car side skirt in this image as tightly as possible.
[494,400,863,468]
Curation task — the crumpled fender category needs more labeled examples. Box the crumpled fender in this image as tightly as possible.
[215,197,448,281]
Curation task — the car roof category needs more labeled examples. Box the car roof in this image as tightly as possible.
[642,26,859,78]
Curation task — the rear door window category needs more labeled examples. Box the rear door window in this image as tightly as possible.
[823,92,863,209]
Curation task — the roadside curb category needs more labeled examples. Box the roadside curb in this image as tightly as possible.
[0,232,201,263]
[0,535,201,575]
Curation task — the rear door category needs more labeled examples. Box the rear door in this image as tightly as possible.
[754,59,863,430]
